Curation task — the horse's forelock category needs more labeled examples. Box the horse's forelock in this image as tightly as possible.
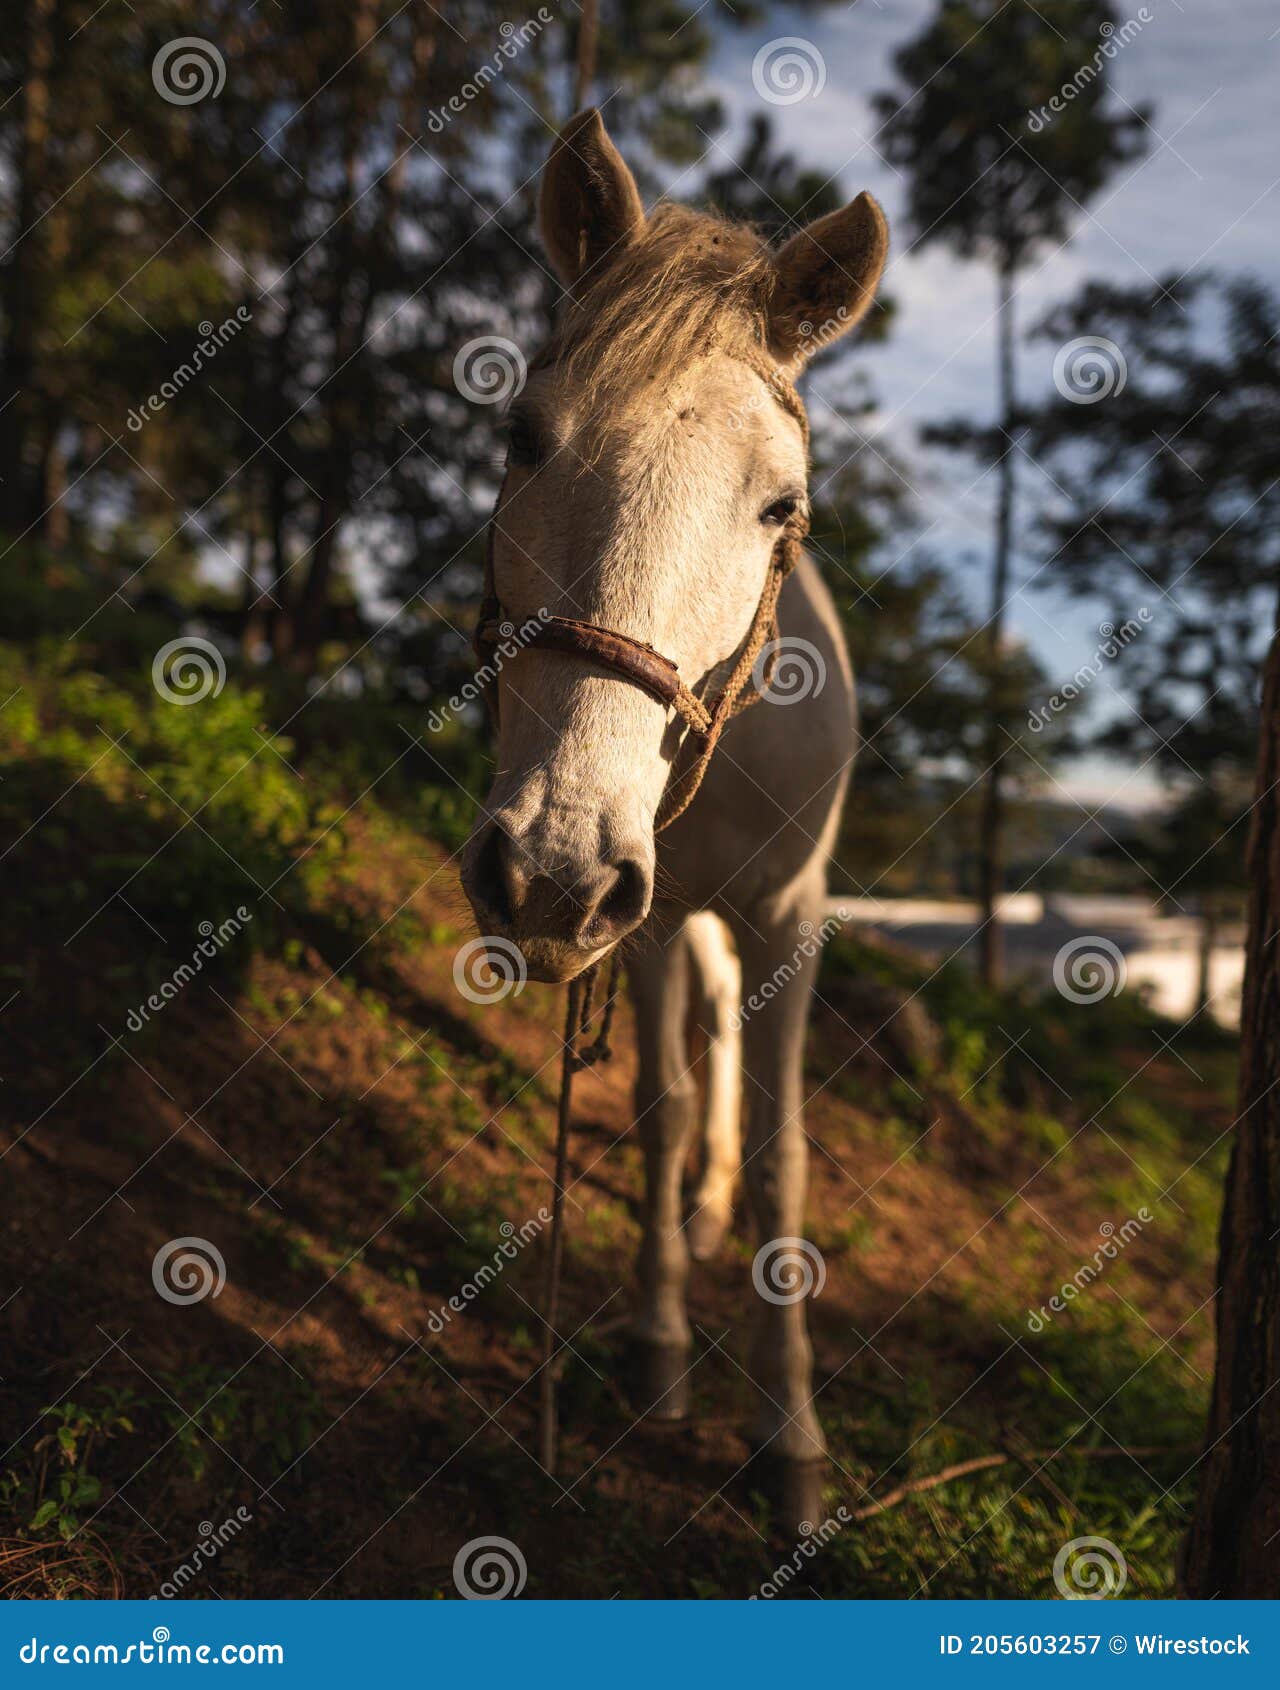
[539,204,776,402]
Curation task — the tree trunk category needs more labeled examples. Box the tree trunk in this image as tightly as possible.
[385,8,439,205]
[293,498,342,665]
[264,233,306,664]
[0,0,53,533]
[978,257,1017,988]
[40,425,69,553]
[288,0,379,671]
[266,448,293,661]
[1195,899,1217,1021]
[573,0,600,112]
[1182,626,1280,1596]
[240,469,267,661]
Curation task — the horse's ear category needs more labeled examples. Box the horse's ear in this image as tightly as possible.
[538,108,645,291]
[767,192,888,366]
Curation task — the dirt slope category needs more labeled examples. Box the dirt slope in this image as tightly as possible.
[1,801,1226,1599]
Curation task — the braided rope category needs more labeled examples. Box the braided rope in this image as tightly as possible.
[654,517,805,831]
[538,949,622,1472]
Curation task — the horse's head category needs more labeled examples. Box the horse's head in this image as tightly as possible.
[461,110,887,981]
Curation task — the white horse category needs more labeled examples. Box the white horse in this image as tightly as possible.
[461,109,887,1531]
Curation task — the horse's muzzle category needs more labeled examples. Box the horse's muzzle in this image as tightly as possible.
[461,818,652,981]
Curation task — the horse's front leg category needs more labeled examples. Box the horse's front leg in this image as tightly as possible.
[731,887,828,1531]
[628,921,698,1418]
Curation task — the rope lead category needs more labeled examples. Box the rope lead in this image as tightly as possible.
[538,950,622,1474]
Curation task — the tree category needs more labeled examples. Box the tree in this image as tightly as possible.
[1182,626,1280,1595]
[1019,267,1280,1582]
[0,0,752,674]
[0,0,212,540]
[807,440,1057,899]
[704,113,842,242]
[1119,787,1252,1019]
[1024,273,1280,1003]
[873,0,1147,983]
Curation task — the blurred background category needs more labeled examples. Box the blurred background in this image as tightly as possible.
[1,0,1274,1599]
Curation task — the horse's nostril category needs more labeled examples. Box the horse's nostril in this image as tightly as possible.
[471,825,515,926]
[603,858,647,924]
[587,857,650,943]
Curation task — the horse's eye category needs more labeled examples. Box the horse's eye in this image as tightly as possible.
[761,494,800,526]
[506,415,540,467]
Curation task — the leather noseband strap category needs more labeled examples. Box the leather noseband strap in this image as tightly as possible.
[475,609,716,736]
[473,344,809,831]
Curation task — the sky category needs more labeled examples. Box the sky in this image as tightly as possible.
[703,0,1278,805]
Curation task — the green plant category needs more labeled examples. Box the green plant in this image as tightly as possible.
[16,1393,139,1540]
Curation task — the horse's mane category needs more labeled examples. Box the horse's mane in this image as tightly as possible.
[538,203,776,400]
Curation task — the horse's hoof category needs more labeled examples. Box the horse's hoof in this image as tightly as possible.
[630,1340,691,1420]
[750,1453,829,1537]
[684,1202,731,1262]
